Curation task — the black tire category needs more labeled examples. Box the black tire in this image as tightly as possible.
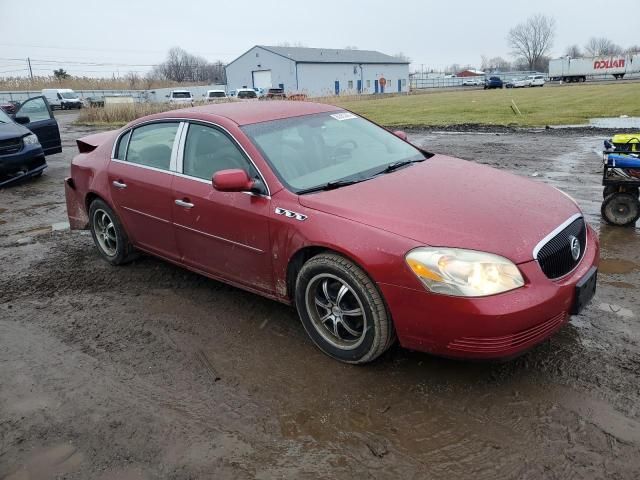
[88,198,137,265]
[603,185,640,198]
[295,253,395,364]
[601,193,640,226]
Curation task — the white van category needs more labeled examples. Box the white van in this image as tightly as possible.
[526,75,546,87]
[42,89,83,110]
[167,90,194,104]
[204,90,227,101]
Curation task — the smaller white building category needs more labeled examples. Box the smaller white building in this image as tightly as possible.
[225,45,410,97]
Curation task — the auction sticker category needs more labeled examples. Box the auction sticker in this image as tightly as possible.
[330,112,357,121]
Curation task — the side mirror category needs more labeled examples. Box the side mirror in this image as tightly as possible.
[165,95,170,98]
[212,169,255,192]
[393,130,408,141]
[14,115,30,125]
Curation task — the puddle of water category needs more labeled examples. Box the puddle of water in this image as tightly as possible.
[598,302,635,319]
[589,117,640,129]
[599,258,639,275]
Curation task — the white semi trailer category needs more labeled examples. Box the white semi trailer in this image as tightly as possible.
[549,54,640,82]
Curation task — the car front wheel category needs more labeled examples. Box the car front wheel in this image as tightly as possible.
[89,198,137,265]
[295,253,395,364]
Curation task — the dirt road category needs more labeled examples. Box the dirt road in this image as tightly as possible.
[1,112,639,479]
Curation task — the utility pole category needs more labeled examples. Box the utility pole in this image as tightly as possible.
[27,57,34,80]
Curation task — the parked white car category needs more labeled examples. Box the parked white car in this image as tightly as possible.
[42,88,83,110]
[506,77,530,88]
[527,74,546,87]
[462,78,484,86]
[230,88,258,100]
[167,90,194,104]
[204,90,228,101]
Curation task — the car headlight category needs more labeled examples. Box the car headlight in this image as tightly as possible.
[405,247,524,297]
[22,133,40,145]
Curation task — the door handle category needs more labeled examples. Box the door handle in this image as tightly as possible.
[112,180,127,189]
[175,199,194,209]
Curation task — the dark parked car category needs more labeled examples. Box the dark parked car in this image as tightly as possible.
[484,76,504,89]
[0,96,62,187]
[64,102,598,364]
[264,88,287,100]
[0,100,20,115]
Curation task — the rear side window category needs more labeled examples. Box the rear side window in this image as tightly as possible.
[115,130,131,160]
[182,124,253,180]
[125,122,179,170]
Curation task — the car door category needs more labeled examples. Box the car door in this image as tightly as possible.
[108,121,182,260]
[171,122,273,293]
[14,96,61,155]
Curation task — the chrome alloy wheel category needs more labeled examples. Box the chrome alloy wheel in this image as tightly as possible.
[305,273,367,350]
[93,208,118,256]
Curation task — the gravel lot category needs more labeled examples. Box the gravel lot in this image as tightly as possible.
[1,111,639,479]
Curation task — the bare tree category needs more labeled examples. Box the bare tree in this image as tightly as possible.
[153,47,226,83]
[564,44,583,58]
[507,14,556,70]
[626,45,640,54]
[393,52,411,62]
[481,56,511,72]
[584,37,623,56]
[343,45,359,50]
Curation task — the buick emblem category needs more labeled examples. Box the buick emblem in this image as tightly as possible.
[569,235,581,261]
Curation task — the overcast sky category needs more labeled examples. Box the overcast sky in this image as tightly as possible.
[1,0,637,77]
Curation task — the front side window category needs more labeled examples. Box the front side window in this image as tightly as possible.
[182,124,253,180]
[17,97,51,122]
[125,122,179,170]
[242,111,425,192]
[60,92,77,99]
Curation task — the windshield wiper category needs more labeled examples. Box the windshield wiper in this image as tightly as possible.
[375,158,426,175]
[297,178,362,195]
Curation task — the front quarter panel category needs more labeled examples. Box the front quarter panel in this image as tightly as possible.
[269,191,424,300]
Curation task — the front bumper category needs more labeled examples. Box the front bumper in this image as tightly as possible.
[380,226,599,359]
[0,143,47,186]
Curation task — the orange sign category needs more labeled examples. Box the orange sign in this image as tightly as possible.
[379,77,387,87]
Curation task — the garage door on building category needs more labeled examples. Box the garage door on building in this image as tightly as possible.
[252,70,272,90]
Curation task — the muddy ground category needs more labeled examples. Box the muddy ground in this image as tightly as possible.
[1,112,639,479]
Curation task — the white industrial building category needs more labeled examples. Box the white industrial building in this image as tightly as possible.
[225,45,410,97]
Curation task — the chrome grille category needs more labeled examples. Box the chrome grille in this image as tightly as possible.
[536,216,587,279]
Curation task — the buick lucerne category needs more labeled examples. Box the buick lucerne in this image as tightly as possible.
[64,102,598,363]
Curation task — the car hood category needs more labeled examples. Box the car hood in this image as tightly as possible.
[298,155,580,264]
[0,121,30,141]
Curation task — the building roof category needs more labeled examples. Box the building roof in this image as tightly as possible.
[256,45,409,64]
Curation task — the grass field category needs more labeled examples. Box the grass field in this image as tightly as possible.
[75,82,640,128]
[331,83,640,127]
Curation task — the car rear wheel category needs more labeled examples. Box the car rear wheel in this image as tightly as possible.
[295,253,395,364]
[89,199,137,265]
[601,193,640,226]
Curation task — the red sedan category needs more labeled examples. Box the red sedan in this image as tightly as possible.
[65,102,599,363]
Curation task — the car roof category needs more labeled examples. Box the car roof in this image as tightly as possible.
[144,101,342,126]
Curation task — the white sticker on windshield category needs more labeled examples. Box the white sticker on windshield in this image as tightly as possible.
[330,112,357,121]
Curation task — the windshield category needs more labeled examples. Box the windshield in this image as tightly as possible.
[60,92,78,99]
[172,92,192,98]
[0,108,11,123]
[208,91,226,97]
[237,90,257,99]
[242,111,426,193]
